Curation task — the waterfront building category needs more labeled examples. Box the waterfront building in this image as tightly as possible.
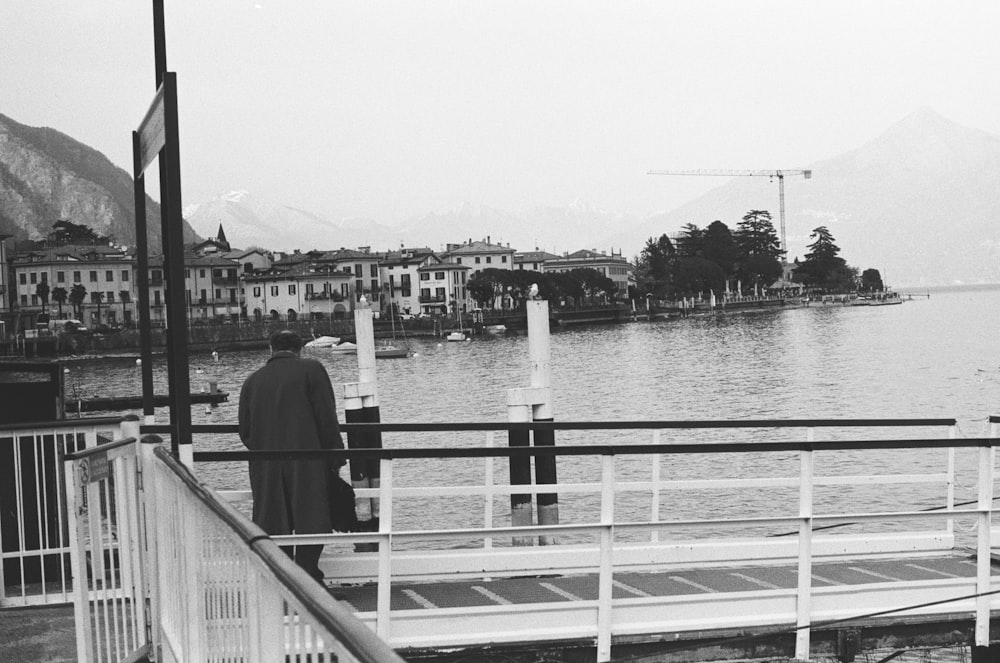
[10,244,136,329]
[543,248,634,300]
[442,237,516,279]
[417,261,472,316]
[242,248,378,321]
[378,247,440,317]
[513,249,559,272]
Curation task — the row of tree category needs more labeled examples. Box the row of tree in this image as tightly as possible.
[467,267,617,309]
[33,281,130,320]
[634,210,884,299]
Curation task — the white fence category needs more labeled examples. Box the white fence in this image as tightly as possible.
[202,417,998,662]
[138,440,404,663]
[0,416,124,607]
[65,420,148,663]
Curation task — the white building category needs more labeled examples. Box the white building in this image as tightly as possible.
[417,262,472,316]
[379,247,441,316]
[442,237,516,279]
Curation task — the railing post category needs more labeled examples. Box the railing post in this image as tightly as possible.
[376,457,393,640]
[484,431,495,549]
[65,453,94,663]
[506,401,534,546]
[528,300,559,543]
[596,453,615,663]
[650,430,661,543]
[947,425,956,538]
[795,428,815,661]
[974,436,994,649]
[139,434,163,662]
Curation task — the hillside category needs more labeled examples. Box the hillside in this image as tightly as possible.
[606,109,1000,287]
[0,113,199,251]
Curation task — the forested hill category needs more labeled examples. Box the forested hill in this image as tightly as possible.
[0,112,199,251]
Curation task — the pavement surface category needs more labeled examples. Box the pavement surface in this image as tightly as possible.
[0,604,77,663]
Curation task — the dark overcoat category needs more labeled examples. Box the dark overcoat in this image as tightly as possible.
[238,351,343,535]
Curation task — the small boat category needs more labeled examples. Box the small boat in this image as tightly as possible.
[375,343,409,359]
[329,342,358,354]
[304,335,341,348]
[484,324,507,335]
[446,331,467,342]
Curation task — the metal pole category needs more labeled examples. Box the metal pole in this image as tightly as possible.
[131,132,155,424]
[160,73,192,465]
[778,173,787,256]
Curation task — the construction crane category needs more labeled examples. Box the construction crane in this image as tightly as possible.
[646,169,812,257]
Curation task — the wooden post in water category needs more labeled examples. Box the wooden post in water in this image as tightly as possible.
[345,297,382,539]
[506,298,558,545]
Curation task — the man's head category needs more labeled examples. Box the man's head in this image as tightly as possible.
[269,330,303,354]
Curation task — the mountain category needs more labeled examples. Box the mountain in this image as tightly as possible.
[605,109,1000,287]
[184,190,398,252]
[0,113,199,252]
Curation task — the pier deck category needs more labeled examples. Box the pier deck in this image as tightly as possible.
[331,550,998,660]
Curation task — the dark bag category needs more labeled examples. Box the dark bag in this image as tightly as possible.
[328,473,359,532]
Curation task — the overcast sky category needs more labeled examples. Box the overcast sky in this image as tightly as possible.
[4,1,1000,225]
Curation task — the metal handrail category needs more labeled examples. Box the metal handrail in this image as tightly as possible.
[152,445,405,663]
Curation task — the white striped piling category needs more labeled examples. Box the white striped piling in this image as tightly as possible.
[344,298,382,536]
[506,299,558,546]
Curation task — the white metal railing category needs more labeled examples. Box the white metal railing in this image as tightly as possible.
[64,419,148,663]
[200,418,995,662]
[140,440,404,663]
[1,416,124,607]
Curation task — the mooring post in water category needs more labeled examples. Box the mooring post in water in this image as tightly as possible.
[528,300,558,543]
[506,298,558,546]
[344,297,382,539]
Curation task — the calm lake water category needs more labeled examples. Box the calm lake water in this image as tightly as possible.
[63,286,1000,543]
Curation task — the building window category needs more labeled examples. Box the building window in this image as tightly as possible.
[475,257,481,264]
[370,264,378,277]
[154,291,161,306]
[31,295,38,305]
[40,272,48,283]
[200,269,206,278]
[106,270,114,282]
[501,256,508,263]
[19,273,26,285]
[74,271,81,283]
[185,269,191,278]
[254,287,261,297]
[435,287,445,300]
[30,272,37,284]
[21,295,28,305]
[90,292,101,303]
[456,258,462,264]
[107,292,115,303]
[354,264,363,276]
[288,284,296,295]
[486,256,492,264]
[461,271,466,284]
[122,270,129,281]
[215,289,222,299]
[57,271,65,283]
[270,286,278,297]
[420,288,430,300]
[89,271,98,282]
[213,269,223,278]
[435,271,444,280]
[420,272,429,281]
[200,290,207,304]
[305,283,314,294]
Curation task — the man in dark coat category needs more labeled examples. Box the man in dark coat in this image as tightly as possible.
[238,330,344,581]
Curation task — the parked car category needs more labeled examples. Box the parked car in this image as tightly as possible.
[51,319,88,334]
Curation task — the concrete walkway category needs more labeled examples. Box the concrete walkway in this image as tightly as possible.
[0,604,77,663]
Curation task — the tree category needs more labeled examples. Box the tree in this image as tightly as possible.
[69,284,87,318]
[860,268,885,293]
[795,226,849,290]
[701,220,740,277]
[35,281,50,312]
[48,220,103,246]
[735,210,783,261]
[670,257,726,297]
[634,234,675,299]
[674,224,703,258]
[51,287,67,317]
[735,210,784,290]
[570,268,616,303]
